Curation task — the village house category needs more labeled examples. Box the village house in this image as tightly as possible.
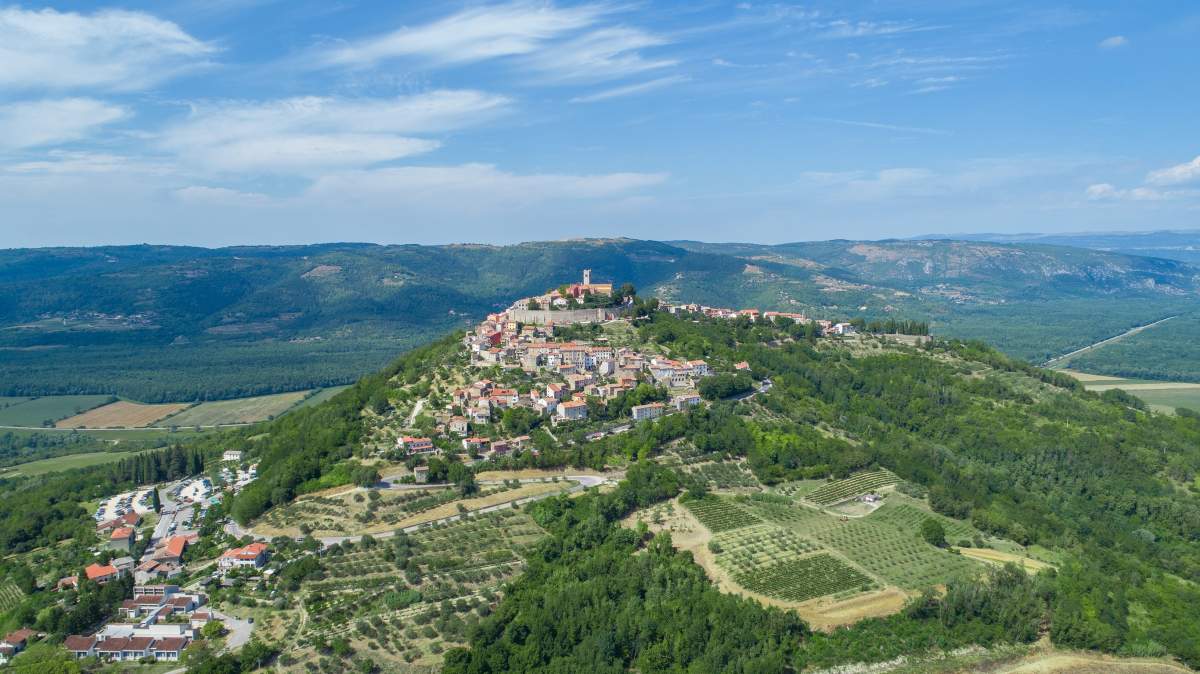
[397,436,436,454]
[631,402,666,422]
[218,542,269,573]
[556,399,588,422]
[449,416,469,434]
[413,465,430,483]
[673,392,702,409]
[461,437,488,453]
[0,628,36,665]
[109,527,136,553]
[85,563,122,584]
[222,450,243,462]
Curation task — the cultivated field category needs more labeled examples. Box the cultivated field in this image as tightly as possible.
[255,481,575,538]
[684,460,760,490]
[1063,370,1200,414]
[805,469,900,506]
[0,449,163,477]
[0,580,24,614]
[56,401,190,429]
[154,390,311,427]
[0,395,114,426]
[286,509,546,669]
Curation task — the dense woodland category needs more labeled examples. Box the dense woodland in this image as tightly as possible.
[1071,312,1200,381]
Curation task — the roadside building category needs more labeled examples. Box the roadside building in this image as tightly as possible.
[218,542,269,572]
[109,527,135,553]
[556,399,588,422]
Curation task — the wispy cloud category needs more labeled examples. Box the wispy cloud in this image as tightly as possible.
[523,26,676,83]
[823,20,942,39]
[1098,35,1128,49]
[0,7,215,91]
[811,117,949,135]
[0,98,127,149]
[174,185,273,206]
[160,90,511,173]
[1146,155,1200,186]
[317,1,608,68]
[570,75,689,103]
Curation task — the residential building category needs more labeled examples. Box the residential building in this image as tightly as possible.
[218,542,269,572]
[109,527,135,553]
[85,563,121,584]
[222,450,243,462]
[673,393,702,410]
[449,416,469,434]
[398,436,435,454]
[556,400,588,422]
[631,402,666,422]
[0,628,36,664]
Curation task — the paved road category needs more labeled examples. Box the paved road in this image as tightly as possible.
[216,609,253,652]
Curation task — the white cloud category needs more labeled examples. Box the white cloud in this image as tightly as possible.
[307,163,668,205]
[0,98,127,149]
[160,90,510,173]
[2,151,159,175]
[1146,155,1200,186]
[523,27,676,83]
[823,20,939,39]
[1098,35,1128,49]
[570,75,689,103]
[0,7,214,91]
[812,117,948,135]
[174,186,272,206]
[318,1,607,68]
[1085,182,1196,202]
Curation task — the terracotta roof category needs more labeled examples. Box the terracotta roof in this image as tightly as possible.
[110,527,135,540]
[63,635,95,652]
[96,637,129,653]
[221,542,268,561]
[163,536,188,558]
[85,563,118,580]
[154,636,188,652]
[4,628,35,645]
[125,636,155,651]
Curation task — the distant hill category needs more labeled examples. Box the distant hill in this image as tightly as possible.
[2,237,1197,400]
[915,229,1200,264]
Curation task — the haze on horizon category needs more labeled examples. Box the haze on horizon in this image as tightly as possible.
[0,1,1197,248]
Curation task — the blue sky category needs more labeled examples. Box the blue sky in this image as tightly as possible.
[0,1,1197,247]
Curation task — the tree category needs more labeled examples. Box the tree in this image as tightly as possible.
[9,644,81,674]
[920,518,947,548]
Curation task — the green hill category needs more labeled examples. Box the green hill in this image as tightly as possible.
[2,238,1197,400]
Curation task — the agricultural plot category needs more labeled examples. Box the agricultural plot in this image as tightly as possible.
[871,501,980,543]
[685,461,760,490]
[743,495,828,526]
[806,469,900,506]
[0,580,24,613]
[683,496,761,532]
[294,509,544,668]
[733,554,874,603]
[56,401,190,428]
[809,518,980,590]
[712,524,820,576]
[0,395,114,426]
[154,390,310,427]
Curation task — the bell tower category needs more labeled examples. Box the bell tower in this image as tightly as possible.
[582,269,592,285]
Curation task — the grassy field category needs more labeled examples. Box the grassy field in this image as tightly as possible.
[57,401,190,429]
[0,580,24,614]
[0,395,114,426]
[1061,370,1200,414]
[155,390,311,427]
[0,447,165,477]
[293,385,352,410]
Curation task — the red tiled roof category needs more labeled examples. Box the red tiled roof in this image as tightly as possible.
[221,542,268,561]
[96,637,129,653]
[63,635,95,652]
[125,636,154,651]
[163,536,187,558]
[154,636,188,652]
[4,628,35,645]
[85,563,118,581]
[110,527,135,540]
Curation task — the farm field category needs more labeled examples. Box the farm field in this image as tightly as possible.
[805,469,900,506]
[683,460,760,490]
[0,394,114,426]
[292,385,352,410]
[1062,370,1200,414]
[733,553,873,603]
[255,481,576,538]
[56,400,190,429]
[683,496,762,532]
[0,580,24,614]
[154,390,311,427]
[0,447,165,477]
[286,509,546,669]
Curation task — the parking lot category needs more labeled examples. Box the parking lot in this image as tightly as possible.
[93,487,155,523]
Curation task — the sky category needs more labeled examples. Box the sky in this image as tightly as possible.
[0,0,1198,248]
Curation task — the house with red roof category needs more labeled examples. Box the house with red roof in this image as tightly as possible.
[109,527,135,553]
[85,563,121,584]
[0,628,36,664]
[218,542,269,572]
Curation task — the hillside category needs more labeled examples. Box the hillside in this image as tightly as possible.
[3,238,1199,400]
[933,229,1200,265]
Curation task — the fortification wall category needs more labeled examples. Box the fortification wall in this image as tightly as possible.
[509,307,615,325]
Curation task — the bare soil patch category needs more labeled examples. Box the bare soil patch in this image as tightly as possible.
[958,547,1053,572]
[57,401,190,429]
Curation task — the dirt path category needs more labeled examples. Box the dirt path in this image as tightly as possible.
[1043,315,1178,367]
[994,652,1193,674]
[958,547,1054,572]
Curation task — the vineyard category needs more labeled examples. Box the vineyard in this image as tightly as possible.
[733,554,874,603]
[805,469,900,506]
[293,509,545,668]
[712,524,820,576]
[0,580,23,614]
[683,496,761,532]
[809,518,980,589]
[871,502,980,543]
